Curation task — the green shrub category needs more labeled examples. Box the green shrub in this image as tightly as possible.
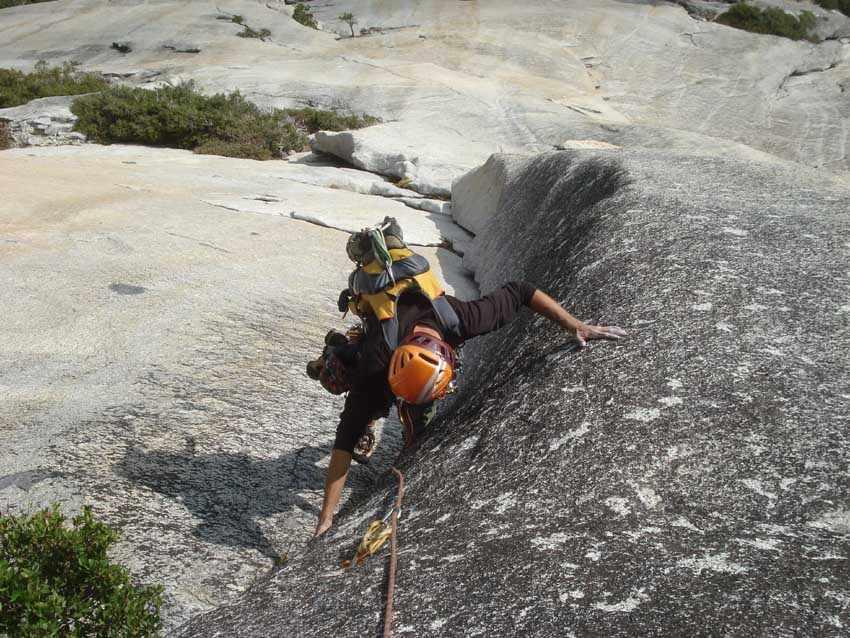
[282,107,379,133]
[0,61,108,109]
[717,3,819,41]
[814,0,850,17]
[0,121,12,149]
[293,3,318,29]
[237,25,272,40]
[0,0,57,9]
[70,83,378,160]
[219,14,272,40]
[71,83,309,159]
[0,506,162,635]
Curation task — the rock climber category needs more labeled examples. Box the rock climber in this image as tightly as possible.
[308,219,626,537]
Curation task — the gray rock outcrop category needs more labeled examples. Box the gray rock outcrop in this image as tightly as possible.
[2,0,849,176]
[179,148,850,637]
[0,95,84,147]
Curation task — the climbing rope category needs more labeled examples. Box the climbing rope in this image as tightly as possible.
[383,467,405,638]
[340,466,406,636]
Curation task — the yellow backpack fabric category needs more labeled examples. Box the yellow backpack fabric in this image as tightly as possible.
[350,248,444,320]
[347,247,461,349]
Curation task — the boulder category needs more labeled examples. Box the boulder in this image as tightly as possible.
[311,123,497,198]
[0,95,85,147]
[178,148,850,637]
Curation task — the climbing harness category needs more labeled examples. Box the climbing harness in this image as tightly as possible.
[352,422,377,465]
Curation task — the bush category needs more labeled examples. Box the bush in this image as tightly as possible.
[0,61,109,109]
[111,42,132,54]
[814,0,850,17]
[282,107,379,133]
[237,25,272,40]
[0,506,162,635]
[293,3,318,29]
[717,3,818,41]
[72,83,309,159]
[0,121,12,149]
[0,0,57,9]
[70,83,378,160]
[219,14,272,40]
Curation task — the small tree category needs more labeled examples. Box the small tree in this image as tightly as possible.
[338,11,357,37]
[293,3,318,29]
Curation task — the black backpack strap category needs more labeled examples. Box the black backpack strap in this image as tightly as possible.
[382,295,459,352]
[431,295,462,342]
[349,254,430,295]
[381,315,400,351]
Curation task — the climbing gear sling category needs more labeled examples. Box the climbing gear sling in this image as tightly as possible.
[341,467,405,570]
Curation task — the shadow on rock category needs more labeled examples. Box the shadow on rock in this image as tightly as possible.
[115,442,329,559]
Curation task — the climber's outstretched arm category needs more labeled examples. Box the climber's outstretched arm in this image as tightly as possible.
[315,449,352,537]
[528,289,627,346]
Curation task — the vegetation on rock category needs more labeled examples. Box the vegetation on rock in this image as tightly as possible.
[0,506,162,636]
[0,0,56,8]
[237,25,272,40]
[338,11,358,37]
[71,83,378,160]
[813,0,850,17]
[217,14,271,40]
[717,3,818,41]
[0,121,11,149]
[71,83,305,160]
[0,61,108,109]
[284,107,379,133]
[293,3,318,29]
[111,42,132,54]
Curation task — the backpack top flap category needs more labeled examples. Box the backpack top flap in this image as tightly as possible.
[349,251,431,295]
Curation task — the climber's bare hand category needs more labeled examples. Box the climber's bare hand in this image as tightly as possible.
[574,324,627,347]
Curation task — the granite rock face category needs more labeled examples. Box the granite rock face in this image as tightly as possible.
[1,0,849,177]
[2,0,850,634]
[179,150,850,637]
[0,144,476,632]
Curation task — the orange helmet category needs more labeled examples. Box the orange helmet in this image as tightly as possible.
[388,332,457,404]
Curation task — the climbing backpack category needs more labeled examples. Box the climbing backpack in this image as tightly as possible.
[342,217,461,350]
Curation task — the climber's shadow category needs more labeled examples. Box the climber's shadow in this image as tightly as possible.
[115,442,329,559]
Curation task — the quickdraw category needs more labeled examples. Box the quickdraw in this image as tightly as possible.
[339,468,406,638]
[341,506,398,569]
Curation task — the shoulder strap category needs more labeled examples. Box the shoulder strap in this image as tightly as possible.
[430,295,462,342]
[381,294,462,352]
[381,316,401,351]
[350,253,431,295]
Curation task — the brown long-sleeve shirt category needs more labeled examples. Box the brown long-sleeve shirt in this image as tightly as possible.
[333,281,536,453]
